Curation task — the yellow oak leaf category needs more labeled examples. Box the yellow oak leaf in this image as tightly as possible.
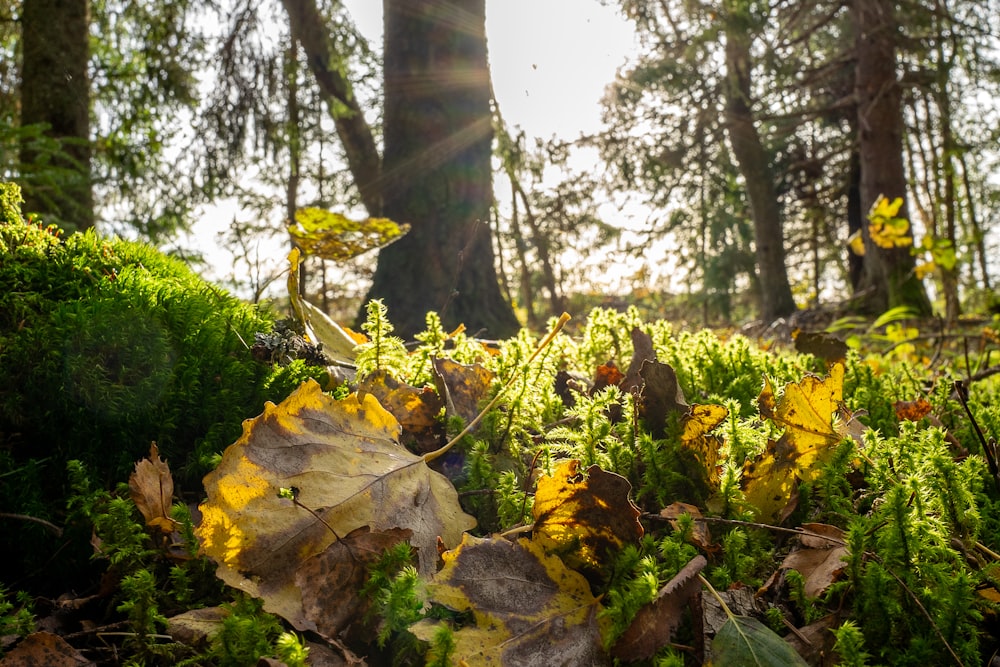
[411,534,609,666]
[195,379,475,634]
[742,363,853,522]
[532,460,643,571]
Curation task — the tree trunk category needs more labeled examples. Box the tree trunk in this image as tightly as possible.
[852,0,932,316]
[19,0,93,233]
[282,0,383,215]
[722,6,797,322]
[363,0,519,338]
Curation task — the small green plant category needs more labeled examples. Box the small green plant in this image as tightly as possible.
[354,299,409,380]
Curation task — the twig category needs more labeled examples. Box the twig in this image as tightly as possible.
[0,512,63,537]
[424,312,571,463]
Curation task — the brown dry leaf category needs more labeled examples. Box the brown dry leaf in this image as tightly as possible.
[195,379,475,634]
[0,632,94,666]
[620,327,656,394]
[411,534,610,666]
[432,357,495,426]
[894,398,933,422]
[637,361,689,437]
[612,555,707,662]
[128,442,177,534]
[793,331,848,363]
[359,370,444,453]
[760,523,848,600]
[743,363,853,522]
[592,361,624,394]
[294,526,412,638]
[660,502,713,550]
[532,460,643,571]
[166,607,227,649]
[784,614,841,667]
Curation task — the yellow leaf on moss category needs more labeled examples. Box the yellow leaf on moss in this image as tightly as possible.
[289,208,409,261]
[195,379,475,634]
[743,363,852,522]
[681,404,728,491]
[411,534,609,666]
[532,460,643,571]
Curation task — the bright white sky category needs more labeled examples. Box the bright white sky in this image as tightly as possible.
[344,0,637,140]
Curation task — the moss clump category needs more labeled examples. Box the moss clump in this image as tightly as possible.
[0,182,323,591]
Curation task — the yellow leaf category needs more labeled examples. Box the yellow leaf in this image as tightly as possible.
[870,195,903,220]
[914,260,936,280]
[288,208,409,261]
[128,443,178,534]
[742,363,852,522]
[532,460,643,571]
[195,379,475,633]
[286,249,360,365]
[411,534,609,665]
[680,404,728,491]
[847,231,866,256]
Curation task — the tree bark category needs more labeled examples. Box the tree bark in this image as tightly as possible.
[722,6,797,322]
[19,0,93,232]
[282,0,383,215]
[852,0,932,316]
[363,0,519,338]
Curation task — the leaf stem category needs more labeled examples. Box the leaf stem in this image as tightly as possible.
[698,573,734,621]
[424,313,571,463]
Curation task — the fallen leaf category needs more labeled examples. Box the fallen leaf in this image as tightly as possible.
[894,398,933,422]
[0,632,94,667]
[620,328,657,394]
[128,442,177,534]
[660,502,713,550]
[591,361,624,394]
[612,555,706,661]
[287,249,360,366]
[783,613,841,667]
[793,331,848,364]
[359,370,445,453]
[166,607,227,649]
[711,615,809,667]
[637,361,689,437]
[294,526,412,638]
[532,460,643,571]
[432,357,495,427]
[411,534,610,666]
[554,369,589,408]
[760,524,848,599]
[743,363,852,522]
[680,404,728,491]
[195,379,475,633]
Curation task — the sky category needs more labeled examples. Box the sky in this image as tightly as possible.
[182,1,641,300]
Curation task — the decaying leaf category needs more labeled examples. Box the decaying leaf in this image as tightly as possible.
[195,379,475,633]
[591,361,624,394]
[0,631,94,667]
[711,615,809,667]
[620,327,656,394]
[660,502,713,551]
[289,207,409,261]
[894,398,933,422]
[760,524,848,599]
[294,526,412,638]
[680,404,728,491]
[412,534,610,666]
[743,363,853,522]
[432,357,495,427]
[637,360,690,437]
[793,331,848,363]
[612,555,706,662]
[532,460,643,571]
[287,248,360,366]
[359,370,445,453]
[128,443,177,534]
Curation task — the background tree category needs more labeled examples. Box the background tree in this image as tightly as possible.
[18,0,92,232]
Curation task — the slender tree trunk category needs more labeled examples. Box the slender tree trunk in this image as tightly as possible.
[364,0,519,338]
[19,0,93,232]
[852,0,932,316]
[282,0,382,215]
[722,5,797,321]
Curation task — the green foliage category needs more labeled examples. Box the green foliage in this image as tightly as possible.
[355,299,409,380]
[0,585,35,643]
[211,595,284,667]
[0,185,325,591]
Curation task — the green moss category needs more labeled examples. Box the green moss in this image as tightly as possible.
[0,182,324,592]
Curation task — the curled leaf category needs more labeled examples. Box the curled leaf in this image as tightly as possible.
[128,443,177,534]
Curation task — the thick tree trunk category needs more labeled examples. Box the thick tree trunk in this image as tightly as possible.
[19,0,93,232]
[363,0,519,338]
[722,11,797,322]
[282,0,383,215]
[852,0,932,316]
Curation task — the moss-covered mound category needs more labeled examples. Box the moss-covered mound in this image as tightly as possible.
[0,182,322,590]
